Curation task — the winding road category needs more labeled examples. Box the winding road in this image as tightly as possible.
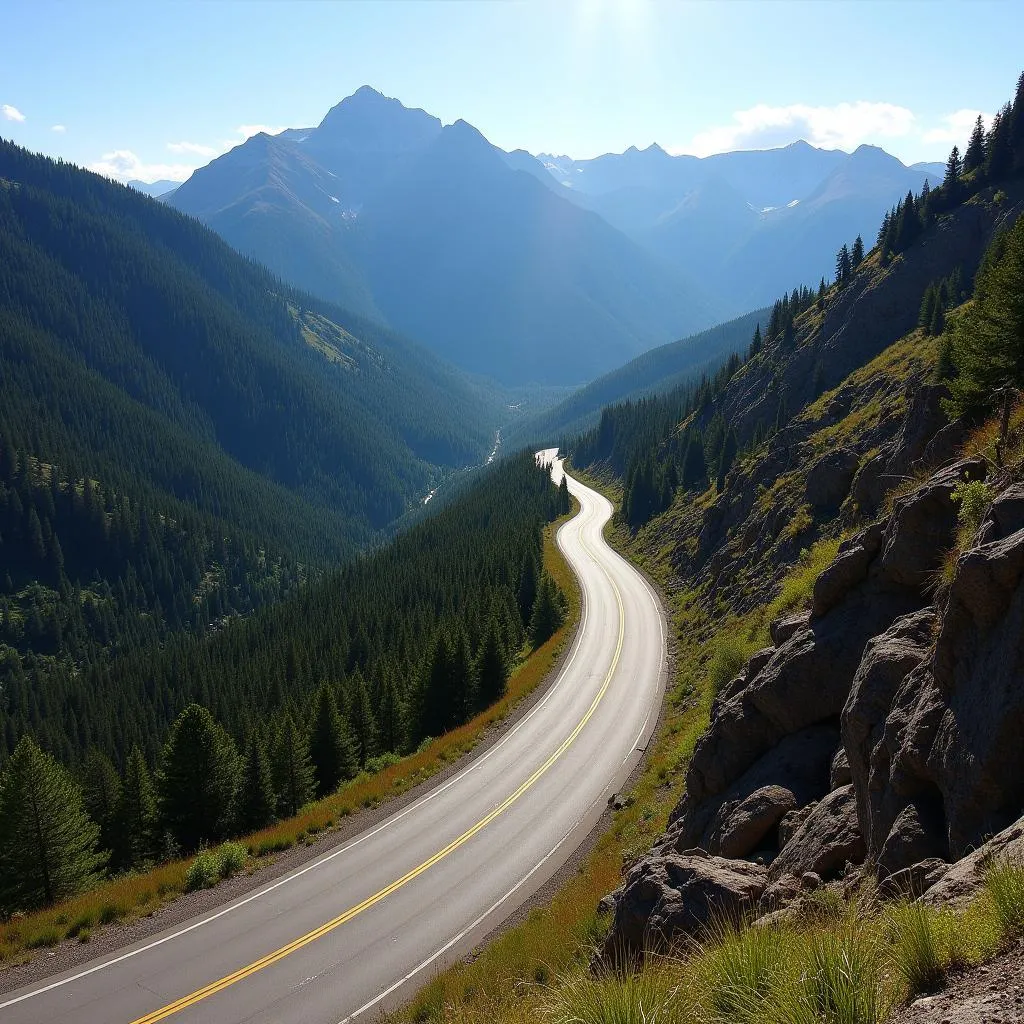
[1,451,666,1024]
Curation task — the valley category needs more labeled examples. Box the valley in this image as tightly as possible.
[2,12,1024,1024]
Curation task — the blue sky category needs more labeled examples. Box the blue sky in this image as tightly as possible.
[2,0,1022,182]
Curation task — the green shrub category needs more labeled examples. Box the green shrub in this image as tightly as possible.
[26,927,61,949]
[951,479,993,540]
[184,849,220,892]
[887,901,945,996]
[365,751,402,773]
[216,841,248,879]
[699,921,791,1023]
[707,632,756,696]
[985,857,1024,941]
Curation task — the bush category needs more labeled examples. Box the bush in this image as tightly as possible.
[985,857,1024,941]
[951,479,993,540]
[887,901,945,996]
[216,841,248,879]
[707,632,756,696]
[699,921,791,1023]
[364,751,402,774]
[184,849,220,892]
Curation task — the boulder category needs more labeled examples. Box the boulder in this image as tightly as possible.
[805,448,860,512]
[770,611,809,648]
[924,815,1024,906]
[841,609,937,860]
[830,748,852,789]
[876,459,986,590]
[877,800,948,877]
[878,858,949,900]
[987,483,1024,541]
[850,447,893,517]
[768,785,865,883]
[671,725,839,854]
[705,785,797,859]
[601,854,767,961]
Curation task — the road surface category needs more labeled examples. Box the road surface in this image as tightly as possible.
[1,451,666,1024]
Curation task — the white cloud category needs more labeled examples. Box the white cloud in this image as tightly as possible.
[2,104,26,123]
[89,150,197,184]
[921,109,994,146]
[672,101,917,157]
[166,140,219,157]
[51,124,66,133]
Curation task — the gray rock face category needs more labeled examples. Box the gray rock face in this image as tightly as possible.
[601,853,767,961]
[924,814,1024,906]
[705,785,797,859]
[841,609,937,862]
[876,459,985,590]
[805,448,860,512]
[768,786,865,883]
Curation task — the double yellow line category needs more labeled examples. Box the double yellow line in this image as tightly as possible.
[131,514,624,1023]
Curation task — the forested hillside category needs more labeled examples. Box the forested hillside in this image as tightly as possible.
[0,452,570,911]
[510,308,768,447]
[0,139,497,567]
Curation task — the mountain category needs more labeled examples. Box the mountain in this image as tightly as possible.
[510,307,768,445]
[0,138,498,570]
[127,178,179,197]
[543,140,937,314]
[168,88,720,386]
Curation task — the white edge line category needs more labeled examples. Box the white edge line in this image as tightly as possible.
[0,467,597,1011]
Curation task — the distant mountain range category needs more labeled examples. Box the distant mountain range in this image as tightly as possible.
[127,178,179,198]
[164,87,942,385]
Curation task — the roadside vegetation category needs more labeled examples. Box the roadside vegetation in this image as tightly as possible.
[0,497,580,964]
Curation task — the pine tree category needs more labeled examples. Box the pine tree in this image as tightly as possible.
[851,235,864,269]
[835,245,851,285]
[930,301,945,337]
[985,103,1014,181]
[944,145,963,203]
[376,673,407,754]
[964,114,986,174]
[156,704,239,851]
[516,551,538,628]
[272,713,316,818]
[347,672,379,767]
[681,431,706,489]
[114,746,158,870]
[81,746,121,857]
[946,216,1024,461]
[529,574,564,648]
[919,285,938,332]
[716,427,738,491]
[0,736,105,911]
[748,323,762,357]
[308,685,358,796]
[235,731,276,833]
[475,618,508,711]
[557,475,570,514]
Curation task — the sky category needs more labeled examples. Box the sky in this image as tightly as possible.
[2,0,1022,183]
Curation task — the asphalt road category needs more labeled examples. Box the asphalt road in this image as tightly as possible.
[1,451,666,1024]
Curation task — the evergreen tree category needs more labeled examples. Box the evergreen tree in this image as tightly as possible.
[376,674,407,754]
[272,713,316,818]
[944,144,963,202]
[716,427,738,491]
[985,103,1014,181]
[557,475,571,515]
[114,746,158,870]
[235,731,276,833]
[516,551,539,629]
[81,746,121,857]
[347,673,379,767]
[930,301,946,337]
[0,736,104,912]
[946,216,1024,461]
[919,285,938,332]
[529,574,564,648]
[156,704,239,851]
[835,245,852,284]
[851,235,865,268]
[964,113,986,174]
[681,431,706,489]
[308,685,358,796]
[475,617,509,711]
[748,323,762,357]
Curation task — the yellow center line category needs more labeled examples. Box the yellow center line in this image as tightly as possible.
[130,507,623,1024]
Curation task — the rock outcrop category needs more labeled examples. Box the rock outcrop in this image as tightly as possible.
[601,457,1024,957]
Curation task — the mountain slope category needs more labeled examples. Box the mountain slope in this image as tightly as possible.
[0,139,497,565]
[169,88,720,386]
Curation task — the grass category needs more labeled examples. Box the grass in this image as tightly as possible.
[0,507,582,964]
[985,856,1024,942]
[886,901,945,996]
